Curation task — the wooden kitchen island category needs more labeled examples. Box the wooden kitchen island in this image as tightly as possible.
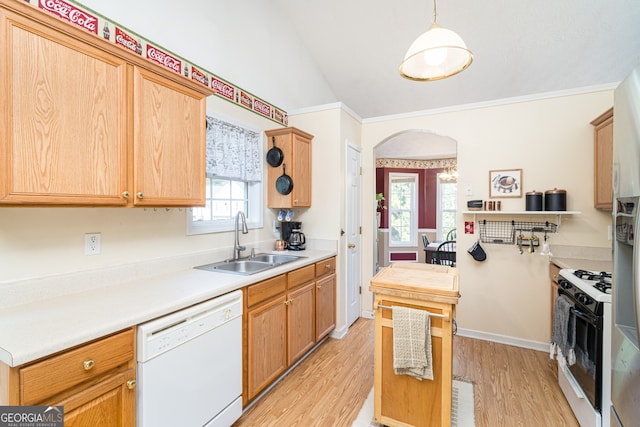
[370,262,460,427]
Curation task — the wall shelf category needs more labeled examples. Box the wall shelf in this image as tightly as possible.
[462,210,581,215]
[462,210,580,226]
[462,211,580,244]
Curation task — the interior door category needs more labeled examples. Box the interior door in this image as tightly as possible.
[346,144,362,326]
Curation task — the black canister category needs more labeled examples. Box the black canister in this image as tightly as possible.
[545,188,567,211]
[526,191,543,211]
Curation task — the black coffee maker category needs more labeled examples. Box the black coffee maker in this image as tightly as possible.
[281,221,306,251]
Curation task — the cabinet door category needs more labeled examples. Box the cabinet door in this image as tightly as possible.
[266,128,313,208]
[246,295,287,401]
[316,274,336,342]
[290,133,312,207]
[594,115,613,210]
[56,369,136,427]
[287,282,315,365]
[132,67,207,206]
[0,9,128,205]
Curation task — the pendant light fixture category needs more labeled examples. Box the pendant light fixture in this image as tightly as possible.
[399,0,473,81]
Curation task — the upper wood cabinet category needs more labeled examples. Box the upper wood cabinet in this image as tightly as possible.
[591,108,614,211]
[265,127,313,208]
[132,67,208,206]
[0,0,212,206]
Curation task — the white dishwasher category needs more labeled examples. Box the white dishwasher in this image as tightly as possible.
[137,289,243,427]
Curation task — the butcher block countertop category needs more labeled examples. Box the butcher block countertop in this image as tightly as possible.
[369,262,460,305]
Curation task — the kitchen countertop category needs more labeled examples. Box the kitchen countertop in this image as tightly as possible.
[548,244,613,272]
[550,257,613,272]
[0,247,336,367]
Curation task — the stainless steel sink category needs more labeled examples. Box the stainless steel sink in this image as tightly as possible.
[195,253,304,275]
[249,254,301,264]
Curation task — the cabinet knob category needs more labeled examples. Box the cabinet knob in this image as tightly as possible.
[127,380,136,390]
[122,191,130,199]
[136,192,144,199]
[293,199,298,204]
[83,360,95,371]
[348,243,356,249]
[326,264,332,269]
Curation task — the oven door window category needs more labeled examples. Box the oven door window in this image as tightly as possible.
[568,309,602,410]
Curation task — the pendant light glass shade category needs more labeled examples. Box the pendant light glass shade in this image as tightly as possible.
[399,7,473,81]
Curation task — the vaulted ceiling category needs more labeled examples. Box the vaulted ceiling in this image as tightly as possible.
[276,0,640,119]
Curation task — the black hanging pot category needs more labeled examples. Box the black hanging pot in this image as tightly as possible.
[276,164,294,195]
[266,137,284,167]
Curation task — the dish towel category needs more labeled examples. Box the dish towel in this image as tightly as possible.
[550,294,576,367]
[392,306,433,380]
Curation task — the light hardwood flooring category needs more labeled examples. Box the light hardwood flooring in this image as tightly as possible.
[233,318,580,427]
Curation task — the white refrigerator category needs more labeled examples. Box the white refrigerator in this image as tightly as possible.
[611,64,640,426]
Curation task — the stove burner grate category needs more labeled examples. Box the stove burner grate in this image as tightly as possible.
[573,269,612,281]
[594,280,612,294]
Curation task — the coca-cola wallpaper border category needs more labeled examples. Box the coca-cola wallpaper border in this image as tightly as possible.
[29,0,288,125]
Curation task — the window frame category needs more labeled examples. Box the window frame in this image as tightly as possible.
[388,172,418,248]
[187,178,263,235]
[436,174,457,241]
[186,114,264,235]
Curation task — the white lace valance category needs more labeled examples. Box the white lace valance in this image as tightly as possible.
[205,116,262,182]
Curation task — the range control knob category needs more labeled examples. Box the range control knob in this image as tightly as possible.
[558,279,572,290]
[574,292,593,305]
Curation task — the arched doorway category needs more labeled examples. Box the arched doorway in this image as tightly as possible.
[374,130,457,270]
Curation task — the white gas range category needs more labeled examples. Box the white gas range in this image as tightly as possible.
[556,268,612,427]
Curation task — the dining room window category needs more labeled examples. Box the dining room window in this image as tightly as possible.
[437,174,457,241]
[389,173,418,247]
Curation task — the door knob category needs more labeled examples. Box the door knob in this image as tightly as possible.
[348,243,356,249]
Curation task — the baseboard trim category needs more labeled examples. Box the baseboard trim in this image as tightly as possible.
[361,310,375,320]
[330,324,348,339]
[457,327,549,352]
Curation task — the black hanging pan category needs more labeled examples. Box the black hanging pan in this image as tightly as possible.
[266,137,284,167]
[276,164,294,195]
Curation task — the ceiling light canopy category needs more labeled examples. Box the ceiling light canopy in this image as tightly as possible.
[399,0,473,81]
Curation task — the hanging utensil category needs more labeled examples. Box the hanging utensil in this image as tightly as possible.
[276,164,294,195]
[266,137,284,167]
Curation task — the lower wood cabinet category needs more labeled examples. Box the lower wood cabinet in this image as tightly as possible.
[316,271,336,342]
[287,282,316,365]
[243,257,336,405]
[0,328,136,426]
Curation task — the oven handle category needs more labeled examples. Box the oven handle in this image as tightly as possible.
[570,307,598,326]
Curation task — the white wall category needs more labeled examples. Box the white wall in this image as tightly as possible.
[74,0,337,111]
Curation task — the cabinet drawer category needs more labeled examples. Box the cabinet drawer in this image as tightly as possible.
[19,328,134,405]
[288,265,315,289]
[247,274,287,307]
[315,257,336,278]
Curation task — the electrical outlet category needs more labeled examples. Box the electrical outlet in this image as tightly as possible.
[464,185,473,197]
[85,233,101,255]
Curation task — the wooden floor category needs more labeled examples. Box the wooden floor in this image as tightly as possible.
[233,318,579,427]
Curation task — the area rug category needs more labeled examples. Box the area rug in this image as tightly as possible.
[351,380,475,427]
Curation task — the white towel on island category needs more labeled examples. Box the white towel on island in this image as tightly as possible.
[392,306,433,380]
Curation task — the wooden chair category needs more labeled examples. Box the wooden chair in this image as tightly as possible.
[446,228,457,241]
[433,240,456,266]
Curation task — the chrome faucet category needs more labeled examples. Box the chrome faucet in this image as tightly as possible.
[234,211,249,260]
